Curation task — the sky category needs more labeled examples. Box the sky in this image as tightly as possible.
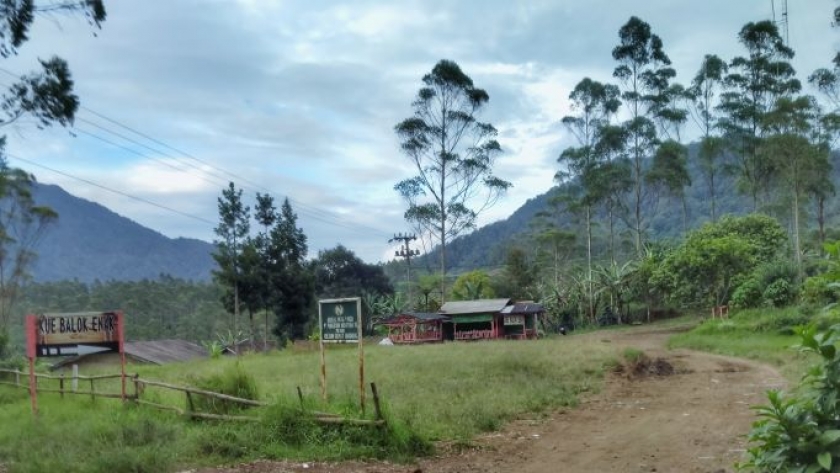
[1,0,837,263]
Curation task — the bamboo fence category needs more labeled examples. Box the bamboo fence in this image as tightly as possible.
[0,368,384,426]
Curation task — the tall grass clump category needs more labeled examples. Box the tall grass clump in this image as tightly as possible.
[189,363,259,414]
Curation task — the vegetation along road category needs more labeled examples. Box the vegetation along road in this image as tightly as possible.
[199,326,785,473]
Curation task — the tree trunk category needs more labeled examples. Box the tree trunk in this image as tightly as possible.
[233,283,240,356]
[586,205,594,322]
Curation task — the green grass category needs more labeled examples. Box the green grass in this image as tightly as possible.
[0,335,617,472]
[667,307,818,381]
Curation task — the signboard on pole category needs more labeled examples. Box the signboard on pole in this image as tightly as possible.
[29,312,121,357]
[319,298,361,343]
[317,297,365,412]
[24,311,126,416]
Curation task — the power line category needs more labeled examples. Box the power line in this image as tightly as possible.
[0,66,394,239]
[78,106,392,236]
[5,152,217,226]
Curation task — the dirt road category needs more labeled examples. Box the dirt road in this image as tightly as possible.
[203,327,786,473]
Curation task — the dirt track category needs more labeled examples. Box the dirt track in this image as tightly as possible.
[201,326,786,473]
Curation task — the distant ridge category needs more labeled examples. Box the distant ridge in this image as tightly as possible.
[28,183,215,282]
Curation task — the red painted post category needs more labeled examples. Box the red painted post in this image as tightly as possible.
[25,315,38,416]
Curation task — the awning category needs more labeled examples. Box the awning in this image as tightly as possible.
[450,314,493,323]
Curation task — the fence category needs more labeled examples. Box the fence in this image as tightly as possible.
[0,368,384,426]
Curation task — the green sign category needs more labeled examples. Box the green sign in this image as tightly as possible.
[319,298,361,343]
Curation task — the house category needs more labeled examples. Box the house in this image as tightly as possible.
[439,298,510,341]
[439,298,543,341]
[377,312,449,344]
[51,339,207,371]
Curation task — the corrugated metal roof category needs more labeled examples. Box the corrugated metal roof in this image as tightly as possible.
[376,313,449,324]
[439,298,511,315]
[125,339,207,364]
[500,302,546,315]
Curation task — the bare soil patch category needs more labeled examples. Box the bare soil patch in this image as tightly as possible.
[196,326,786,473]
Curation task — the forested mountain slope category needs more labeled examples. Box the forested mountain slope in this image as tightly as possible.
[413,145,840,274]
[29,184,215,282]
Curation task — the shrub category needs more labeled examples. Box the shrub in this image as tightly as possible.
[801,276,840,307]
[740,324,840,471]
[189,364,259,415]
[732,279,763,309]
[732,261,800,309]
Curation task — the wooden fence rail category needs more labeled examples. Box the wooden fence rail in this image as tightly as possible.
[0,368,384,426]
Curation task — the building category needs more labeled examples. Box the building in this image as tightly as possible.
[51,339,207,371]
[380,299,544,344]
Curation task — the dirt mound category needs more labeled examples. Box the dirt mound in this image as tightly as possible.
[632,356,675,377]
[615,353,677,378]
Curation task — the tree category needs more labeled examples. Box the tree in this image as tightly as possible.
[718,20,801,210]
[312,245,393,299]
[762,95,824,273]
[0,141,56,351]
[645,139,691,232]
[557,77,620,319]
[497,246,536,301]
[394,59,512,302]
[1,0,105,128]
[653,214,787,308]
[611,16,675,256]
[0,0,106,356]
[451,270,494,301]
[688,54,728,221]
[269,198,314,342]
[253,192,277,350]
[212,182,250,343]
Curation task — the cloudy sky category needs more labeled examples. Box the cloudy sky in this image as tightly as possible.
[1,0,836,262]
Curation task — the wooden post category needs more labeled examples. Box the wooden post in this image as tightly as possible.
[118,312,126,402]
[59,373,65,399]
[90,378,95,402]
[133,374,140,401]
[186,391,195,416]
[15,369,19,387]
[28,357,37,416]
[319,338,327,402]
[72,364,78,392]
[297,386,304,409]
[25,315,38,416]
[358,297,365,415]
[370,382,382,421]
[318,302,327,402]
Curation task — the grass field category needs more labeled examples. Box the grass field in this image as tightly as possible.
[0,335,617,473]
[667,307,818,381]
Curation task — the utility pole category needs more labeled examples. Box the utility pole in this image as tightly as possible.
[390,233,421,310]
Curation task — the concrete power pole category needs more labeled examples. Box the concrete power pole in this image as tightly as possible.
[390,233,421,310]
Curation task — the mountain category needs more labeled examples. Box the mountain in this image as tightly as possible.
[28,184,215,282]
[415,145,840,274]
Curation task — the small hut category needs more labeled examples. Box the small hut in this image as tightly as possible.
[499,302,543,339]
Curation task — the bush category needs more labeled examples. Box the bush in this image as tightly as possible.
[189,364,259,415]
[732,279,763,309]
[801,276,840,307]
[740,324,840,471]
[732,261,800,309]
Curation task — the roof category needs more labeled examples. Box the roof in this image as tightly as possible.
[51,339,207,369]
[439,298,511,315]
[500,302,546,315]
[125,340,207,364]
[377,312,449,324]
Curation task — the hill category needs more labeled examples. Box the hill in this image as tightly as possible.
[414,144,840,274]
[28,184,215,282]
